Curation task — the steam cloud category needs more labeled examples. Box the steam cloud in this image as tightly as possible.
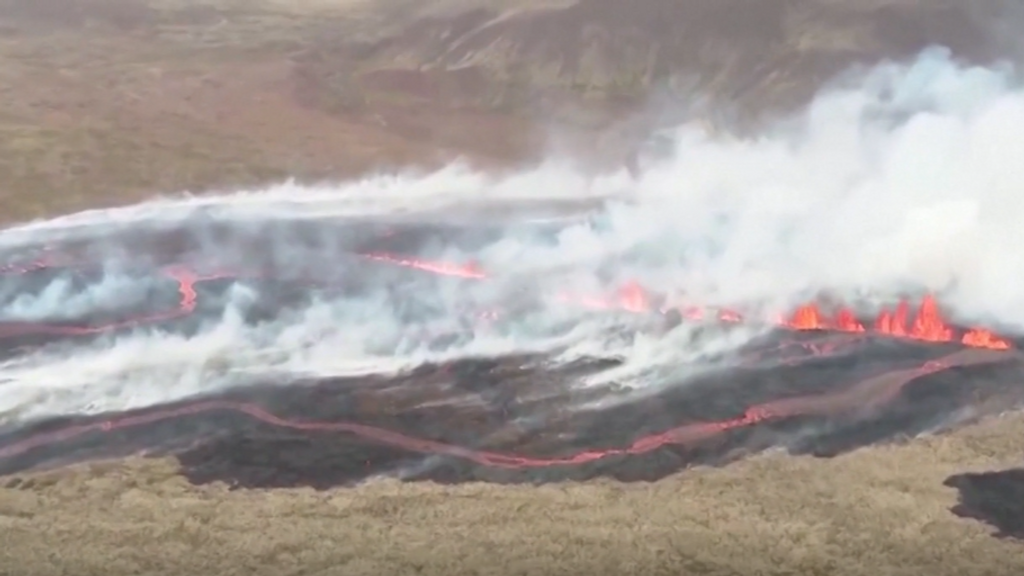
[0,47,1021,422]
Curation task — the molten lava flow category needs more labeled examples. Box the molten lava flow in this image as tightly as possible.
[834,308,865,332]
[362,252,1013,352]
[362,253,486,279]
[671,292,1011,351]
[564,281,1010,351]
[785,304,829,330]
[909,295,953,342]
[872,296,953,342]
[875,300,910,337]
[777,296,1009,350]
[961,328,1011,350]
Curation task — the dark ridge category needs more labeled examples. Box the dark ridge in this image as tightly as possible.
[945,467,1024,540]
[170,354,1024,488]
[1,340,1019,489]
[788,361,1024,458]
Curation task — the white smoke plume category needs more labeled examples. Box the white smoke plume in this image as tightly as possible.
[0,46,1022,422]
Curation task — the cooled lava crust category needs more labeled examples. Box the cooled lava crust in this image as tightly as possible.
[0,216,1022,542]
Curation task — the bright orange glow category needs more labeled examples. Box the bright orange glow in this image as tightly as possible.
[961,328,1011,350]
[361,253,486,279]
[875,300,910,337]
[770,296,1007,350]
[909,295,953,342]
[834,308,865,332]
[785,304,829,330]
[364,252,1014,352]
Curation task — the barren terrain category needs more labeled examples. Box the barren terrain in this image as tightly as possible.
[0,0,1013,218]
[2,0,1024,575]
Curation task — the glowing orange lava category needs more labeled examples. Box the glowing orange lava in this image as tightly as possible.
[361,253,486,279]
[785,304,828,330]
[365,252,1014,351]
[961,328,1011,350]
[599,283,1011,351]
[834,308,865,332]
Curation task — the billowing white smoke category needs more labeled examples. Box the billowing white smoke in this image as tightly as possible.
[0,46,1021,421]
[611,47,1024,326]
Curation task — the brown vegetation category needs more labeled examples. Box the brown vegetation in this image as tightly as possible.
[2,414,1024,576]
[1,0,1024,574]
[0,0,1014,219]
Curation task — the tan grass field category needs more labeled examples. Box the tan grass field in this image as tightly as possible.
[0,0,1022,574]
[3,414,1024,576]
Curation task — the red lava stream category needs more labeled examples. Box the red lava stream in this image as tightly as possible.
[0,249,1019,471]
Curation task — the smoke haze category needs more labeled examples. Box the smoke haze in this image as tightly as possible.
[0,47,1022,422]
